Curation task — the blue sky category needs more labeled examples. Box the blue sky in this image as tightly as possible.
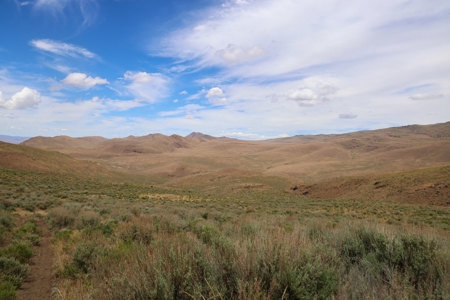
[0,0,449,139]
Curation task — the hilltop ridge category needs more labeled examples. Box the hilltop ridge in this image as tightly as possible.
[18,122,450,183]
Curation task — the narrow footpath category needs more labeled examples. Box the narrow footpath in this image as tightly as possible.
[17,218,53,300]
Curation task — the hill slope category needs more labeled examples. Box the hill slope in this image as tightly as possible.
[289,165,450,206]
[0,141,116,178]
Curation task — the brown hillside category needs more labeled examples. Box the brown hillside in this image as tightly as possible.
[22,135,107,149]
[289,165,450,206]
[23,133,199,158]
[19,122,450,185]
[0,141,116,178]
[185,132,216,141]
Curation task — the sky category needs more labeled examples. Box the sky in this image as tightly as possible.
[0,0,449,139]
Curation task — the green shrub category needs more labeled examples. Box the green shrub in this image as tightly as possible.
[120,214,132,222]
[75,211,100,229]
[199,225,220,245]
[13,222,42,240]
[0,281,16,300]
[47,207,75,229]
[63,242,104,277]
[0,257,29,288]
[0,213,15,243]
[0,242,33,264]
[278,256,340,300]
[340,227,389,265]
[54,229,73,241]
[119,224,153,245]
[397,234,438,287]
[36,200,52,210]
[0,214,14,229]
[339,227,443,294]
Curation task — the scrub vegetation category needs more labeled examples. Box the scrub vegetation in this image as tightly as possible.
[1,167,449,299]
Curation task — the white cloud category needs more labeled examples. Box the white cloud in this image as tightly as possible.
[186,89,206,100]
[30,39,96,58]
[124,71,153,83]
[123,71,169,103]
[180,90,188,95]
[216,44,267,64]
[209,97,227,105]
[206,87,225,98]
[53,65,72,74]
[287,89,316,101]
[2,0,450,139]
[156,0,450,128]
[173,99,179,103]
[160,0,450,78]
[61,73,109,88]
[262,81,340,107]
[0,88,41,110]
[90,96,143,111]
[339,113,358,119]
[408,93,444,100]
[159,104,205,117]
[205,87,227,105]
[195,78,223,86]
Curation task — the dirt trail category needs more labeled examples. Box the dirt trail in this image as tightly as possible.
[17,218,53,300]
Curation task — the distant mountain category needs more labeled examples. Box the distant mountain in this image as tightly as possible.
[0,135,31,144]
[22,135,107,150]
[19,122,450,182]
[22,133,200,157]
[185,132,216,140]
[268,121,450,143]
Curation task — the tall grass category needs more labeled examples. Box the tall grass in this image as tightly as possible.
[53,214,450,300]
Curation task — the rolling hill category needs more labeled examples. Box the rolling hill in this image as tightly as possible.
[0,141,117,178]
[21,122,450,182]
[16,122,450,201]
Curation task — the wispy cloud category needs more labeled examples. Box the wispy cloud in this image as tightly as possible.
[122,71,170,103]
[160,0,450,80]
[151,0,450,135]
[408,93,444,101]
[216,44,267,64]
[30,39,96,58]
[34,0,99,30]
